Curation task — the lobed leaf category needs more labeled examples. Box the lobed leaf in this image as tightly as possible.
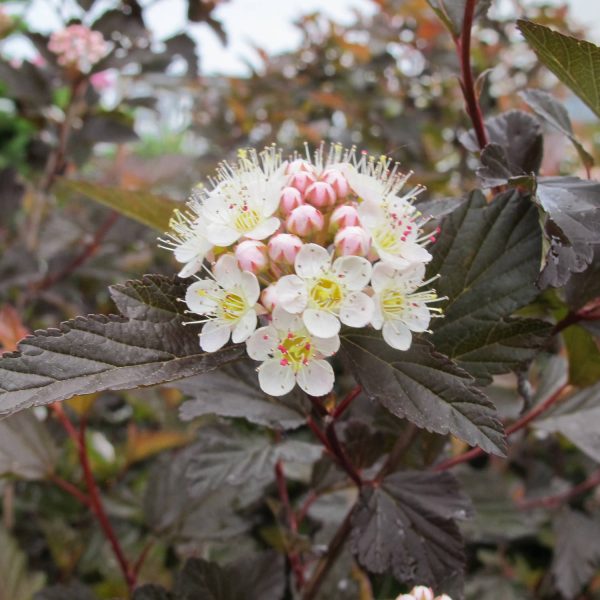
[427,190,548,383]
[0,276,244,416]
[340,332,506,456]
[535,177,600,288]
[350,471,472,587]
[551,509,600,598]
[56,179,180,232]
[519,88,594,171]
[518,20,600,120]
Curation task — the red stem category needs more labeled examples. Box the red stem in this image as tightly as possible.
[297,491,318,525]
[49,472,91,507]
[51,404,135,591]
[325,422,363,488]
[518,468,600,510]
[457,0,488,150]
[275,460,305,588]
[332,385,362,419]
[434,383,570,472]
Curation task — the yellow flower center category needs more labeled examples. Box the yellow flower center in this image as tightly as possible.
[309,276,344,310]
[381,288,405,316]
[219,292,247,322]
[234,208,261,233]
[373,224,399,252]
[278,333,314,372]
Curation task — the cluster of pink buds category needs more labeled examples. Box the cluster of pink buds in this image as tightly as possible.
[161,144,443,397]
[48,25,108,73]
[396,586,452,600]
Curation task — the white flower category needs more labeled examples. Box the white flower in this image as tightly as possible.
[159,208,213,278]
[199,147,288,247]
[358,195,432,269]
[371,261,440,350]
[246,307,339,396]
[185,254,260,352]
[275,243,374,337]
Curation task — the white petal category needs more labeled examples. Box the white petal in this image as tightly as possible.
[376,248,412,271]
[371,297,384,329]
[213,254,242,288]
[312,334,340,357]
[185,280,219,314]
[401,241,432,263]
[246,325,278,360]
[394,262,426,289]
[297,359,334,396]
[178,256,205,278]
[357,199,384,228]
[382,320,412,350]
[240,271,260,304]
[294,243,331,279]
[232,309,257,343]
[258,359,296,396]
[202,193,228,221]
[275,275,308,314]
[206,222,240,246]
[174,234,211,263]
[345,167,384,202]
[339,292,374,328]
[402,303,431,332]
[272,306,304,331]
[200,319,231,352]
[331,256,372,291]
[371,261,396,293]
[246,216,280,240]
[303,308,340,338]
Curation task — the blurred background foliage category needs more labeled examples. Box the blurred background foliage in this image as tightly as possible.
[0,0,599,598]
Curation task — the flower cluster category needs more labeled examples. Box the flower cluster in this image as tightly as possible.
[395,585,452,600]
[162,144,442,396]
[48,25,108,73]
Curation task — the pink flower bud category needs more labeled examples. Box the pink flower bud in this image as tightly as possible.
[334,226,371,256]
[268,233,303,264]
[286,205,325,237]
[260,284,278,312]
[410,587,434,600]
[322,168,350,198]
[279,186,304,215]
[288,171,317,194]
[329,204,360,232]
[235,240,268,273]
[304,181,336,209]
[286,158,315,175]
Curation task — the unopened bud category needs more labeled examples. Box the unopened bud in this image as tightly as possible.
[286,205,324,237]
[279,186,304,215]
[304,181,336,209]
[260,284,278,312]
[410,587,434,600]
[335,226,370,256]
[329,204,360,232]
[235,240,268,273]
[268,233,303,264]
[286,158,315,175]
[288,170,317,194]
[322,168,350,198]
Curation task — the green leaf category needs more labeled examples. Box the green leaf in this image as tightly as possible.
[56,179,180,232]
[536,381,600,461]
[0,412,59,479]
[519,88,594,172]
[426,0,492,38]
[177,360,307,430]
[518,20,600,120]
[174,553,285,600]
[0,525,45,600]
[535,177,600,288]
[350,472,472,587]
[0,276,244,416]
[428,190,548,384]
[562,325,600,387]
[340,333,506,456]
[186,426,322,497]
[551,509,600,598]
